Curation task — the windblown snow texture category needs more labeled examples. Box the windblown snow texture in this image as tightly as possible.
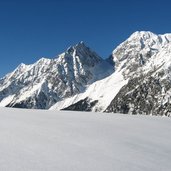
[0,108,171,171]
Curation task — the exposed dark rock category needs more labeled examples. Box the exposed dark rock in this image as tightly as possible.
[62,97,98,111]
[105,74,171,116]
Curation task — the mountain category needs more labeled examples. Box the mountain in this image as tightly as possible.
[105,31,171,116]
[55,31,171,116]
[109,31,171,78]
[1,31,171,116]
[0,42,113,109]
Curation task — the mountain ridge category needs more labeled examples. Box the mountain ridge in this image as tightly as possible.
[0,42,113,109]
[1,31,171,116]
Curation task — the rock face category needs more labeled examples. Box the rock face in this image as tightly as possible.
[0,42,113,109]
[105,76,171,116]
[1,31,171,116]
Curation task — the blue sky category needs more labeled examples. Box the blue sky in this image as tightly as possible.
[0,0,171,77]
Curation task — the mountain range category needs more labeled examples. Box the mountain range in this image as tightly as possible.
[1,31,171,116]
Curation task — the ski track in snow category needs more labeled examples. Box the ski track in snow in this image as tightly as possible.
[0,107,171,171]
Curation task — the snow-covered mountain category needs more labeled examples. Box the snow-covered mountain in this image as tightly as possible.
[1,31,171,116]
[0,42,113,109]
[54,31,171,116]
[109,31,171,78]
[105,31,171,116]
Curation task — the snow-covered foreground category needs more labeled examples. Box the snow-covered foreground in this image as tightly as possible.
[0,108,171,171]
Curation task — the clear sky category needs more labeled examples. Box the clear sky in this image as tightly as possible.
[0,0,171,77]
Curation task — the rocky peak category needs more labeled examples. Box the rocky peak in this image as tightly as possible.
[66,41,89,54]
[108,31,171,78]
[58,42,102,69]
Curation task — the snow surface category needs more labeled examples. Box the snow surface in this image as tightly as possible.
[0,107,171,171]
[0,95,15,107]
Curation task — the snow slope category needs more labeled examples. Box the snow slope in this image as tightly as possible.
[50,70,127,112]
[0,107,171,171]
